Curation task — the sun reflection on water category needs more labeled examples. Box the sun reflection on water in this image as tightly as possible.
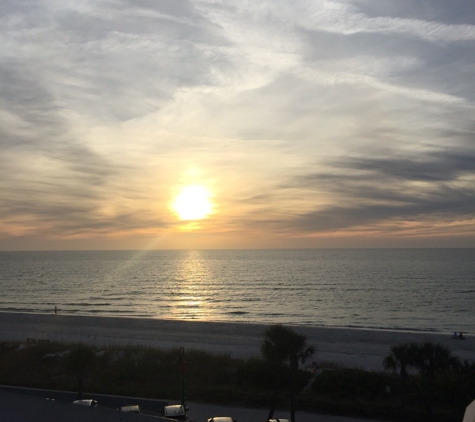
[168,251,215,320]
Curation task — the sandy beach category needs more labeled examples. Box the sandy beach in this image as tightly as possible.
[0,312,473,371]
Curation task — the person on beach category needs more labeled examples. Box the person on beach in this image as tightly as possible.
[54,306,57,315]
[459,332,466,340]
[452,332,458,339]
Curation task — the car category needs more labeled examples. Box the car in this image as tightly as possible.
[73,399,98,407]
[119,404,142,413]
[159,404,189,421]
[207,417,236,422]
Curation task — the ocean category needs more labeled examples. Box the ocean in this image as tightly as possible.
[0,249,474,333]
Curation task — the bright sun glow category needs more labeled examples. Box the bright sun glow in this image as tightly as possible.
[172,186,213,220]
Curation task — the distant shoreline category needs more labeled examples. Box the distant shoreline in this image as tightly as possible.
[1,312,474,371]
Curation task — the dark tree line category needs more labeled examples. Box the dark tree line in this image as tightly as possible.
[383,341,467,420]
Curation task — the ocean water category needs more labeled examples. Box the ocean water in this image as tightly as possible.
[0,249,474,333]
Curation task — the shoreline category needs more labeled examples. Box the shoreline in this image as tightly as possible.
[1,309,468,335]
[0,312,473,371]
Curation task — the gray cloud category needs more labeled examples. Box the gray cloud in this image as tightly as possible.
[352,0,475,25]
[340,150,475,182]
[291,191,475,233]
[285,147,475,233]
[1,0,228,123]
[0,64,64,149]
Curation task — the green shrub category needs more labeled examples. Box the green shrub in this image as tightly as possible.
[235,357,275,388]
[312,368,393,400]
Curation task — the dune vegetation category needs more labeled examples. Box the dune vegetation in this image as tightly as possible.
[0,333,473,421]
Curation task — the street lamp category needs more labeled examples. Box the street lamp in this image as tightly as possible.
[175,347,187,408]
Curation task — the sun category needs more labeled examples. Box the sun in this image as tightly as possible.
[172,185,213,220]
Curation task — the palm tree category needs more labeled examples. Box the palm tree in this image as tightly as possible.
[452,359,475,410]
[65,344,96,400]
[261,324,315,422]
[411,341,460,378]
[410,341,460,419]
[289,348,314,422]
[383,343,414,418]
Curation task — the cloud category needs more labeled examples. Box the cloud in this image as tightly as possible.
[297,1,475,42]
[1,0,226,123]
[1,0,474,248]
[286,147,475,234]
[337,150,475,182]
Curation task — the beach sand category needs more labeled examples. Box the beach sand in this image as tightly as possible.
[0,312,473,371]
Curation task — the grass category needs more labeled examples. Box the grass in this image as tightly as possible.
[0,340,471,421]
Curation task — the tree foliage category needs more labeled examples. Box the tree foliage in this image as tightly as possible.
[261,324,315,368]
[383,343,413,415]
[383,341,460,379]
[65,344,96,399]
[411,341,460,378]
[383,343,413,380]
[383,341,460,420]
[261,324,315,421]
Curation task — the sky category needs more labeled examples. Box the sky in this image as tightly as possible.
[1,0,475,250]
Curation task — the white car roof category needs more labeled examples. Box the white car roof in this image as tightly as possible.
[73,399,98,407]
[164,404,186,415]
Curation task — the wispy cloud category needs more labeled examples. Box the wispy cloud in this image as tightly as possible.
[284,147,475,235]
[307,1,475,42]
[1,0,474,248]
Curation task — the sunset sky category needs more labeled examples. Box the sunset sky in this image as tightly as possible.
[1,0,475,250]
